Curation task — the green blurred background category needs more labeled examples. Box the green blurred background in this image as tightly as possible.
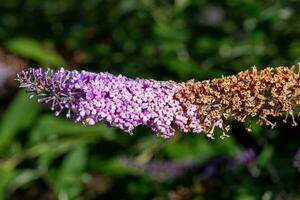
[1,0,300,199]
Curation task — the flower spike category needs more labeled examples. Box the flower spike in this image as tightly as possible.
[16,65,300,138]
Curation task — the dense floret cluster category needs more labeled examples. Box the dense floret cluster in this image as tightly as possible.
[16,68,186,138]
[16,64,300,138]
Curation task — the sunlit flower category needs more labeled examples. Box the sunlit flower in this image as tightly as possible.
[16,64,300,138]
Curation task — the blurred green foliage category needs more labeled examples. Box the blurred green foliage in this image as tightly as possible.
[1,0,300,199]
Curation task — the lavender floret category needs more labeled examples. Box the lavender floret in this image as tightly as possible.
[16,68,185,138]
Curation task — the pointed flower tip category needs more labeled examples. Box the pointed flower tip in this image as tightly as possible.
[17,65,300,138]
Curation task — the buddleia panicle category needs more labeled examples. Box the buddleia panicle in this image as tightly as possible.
[16,64,300,138]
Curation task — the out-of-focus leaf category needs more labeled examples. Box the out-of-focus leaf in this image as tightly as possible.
[257,145,274,167]
[0,137,91,169]
[51,144,87,200]
[154,22,188,42]
[96,158,132,177]
[235,193,256,200]
[29,114,116,145]
[163,58,201,78]
[28,115,116,176]
[164,134,240,160]
[0,91,41,152]
[0,167,17,200]
[5,37,65,66]
[9,169,42,193]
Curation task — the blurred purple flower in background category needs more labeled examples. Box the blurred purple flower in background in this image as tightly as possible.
[293,148,300,172]
[120,148,256,182]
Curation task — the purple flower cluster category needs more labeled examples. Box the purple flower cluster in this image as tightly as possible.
[16,65,300,138]
[16,68,81,117]
[16,68,193,138]
[16,68,82,118]
[74,70,185,138]
[233,148,256,166]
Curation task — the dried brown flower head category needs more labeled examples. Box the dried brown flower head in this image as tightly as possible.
[175,64,300,138]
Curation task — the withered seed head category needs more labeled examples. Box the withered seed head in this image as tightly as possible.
[175,64,300,138]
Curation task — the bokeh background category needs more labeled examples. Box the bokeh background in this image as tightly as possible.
[1,0,300,199]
